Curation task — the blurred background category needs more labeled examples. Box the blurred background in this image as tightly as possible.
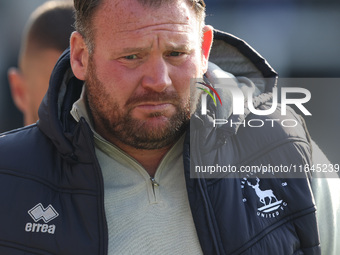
[0,0,339,163]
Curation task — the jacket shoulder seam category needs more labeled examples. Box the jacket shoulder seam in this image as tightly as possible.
[0,168,97,196]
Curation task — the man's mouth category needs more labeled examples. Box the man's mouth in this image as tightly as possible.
[135,102,173,112]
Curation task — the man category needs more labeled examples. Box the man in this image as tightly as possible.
[7,1,75,126]
[0,0,338,254]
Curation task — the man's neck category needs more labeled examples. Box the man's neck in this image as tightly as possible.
[103,136,174,177]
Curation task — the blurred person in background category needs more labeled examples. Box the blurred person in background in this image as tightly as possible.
[7,0,74,126]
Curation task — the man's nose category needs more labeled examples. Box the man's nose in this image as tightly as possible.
[141,57,171,92]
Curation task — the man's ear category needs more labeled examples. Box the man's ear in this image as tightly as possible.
[201,25,214,74]
[8,67,29,113]
[70,31,89,80]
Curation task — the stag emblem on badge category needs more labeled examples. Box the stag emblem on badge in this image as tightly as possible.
[242,176,288,218]
[247,177,278,206]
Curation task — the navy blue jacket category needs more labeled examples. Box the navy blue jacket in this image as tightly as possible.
[0,30,320,254]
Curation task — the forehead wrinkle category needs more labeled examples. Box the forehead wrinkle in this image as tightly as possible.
[107,24,196,48]
[119,34,192,54]
[110,22,193,35]
[120,44,153,54]
[96,0,198,34]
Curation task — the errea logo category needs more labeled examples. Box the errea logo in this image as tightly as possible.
[28,203,59,223]
[25,203,59,234]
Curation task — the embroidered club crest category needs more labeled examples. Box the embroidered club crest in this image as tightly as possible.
[241,176,288,218]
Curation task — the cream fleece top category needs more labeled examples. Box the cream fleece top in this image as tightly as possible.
[71,88,203,255]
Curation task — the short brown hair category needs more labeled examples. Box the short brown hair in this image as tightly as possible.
[73,0,206,52]
[23,1,75,57]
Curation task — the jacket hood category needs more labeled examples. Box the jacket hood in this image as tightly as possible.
[210,30,277,83]
[192,30,278,141]
[38,49,89,163]
[37,29,278,160]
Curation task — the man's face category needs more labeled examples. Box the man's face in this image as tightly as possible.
[82,0,209,149]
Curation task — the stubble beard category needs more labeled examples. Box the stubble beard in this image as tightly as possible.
[85,57,191,150]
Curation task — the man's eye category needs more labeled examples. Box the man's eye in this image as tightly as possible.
[169,51,183,57]
[124,54,138,60]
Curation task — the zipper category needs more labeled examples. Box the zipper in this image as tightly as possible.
[150,177,160,187]
[150,177,160,192]
[150,177,160,203]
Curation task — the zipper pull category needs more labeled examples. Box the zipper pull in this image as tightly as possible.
[150,177,160,187]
